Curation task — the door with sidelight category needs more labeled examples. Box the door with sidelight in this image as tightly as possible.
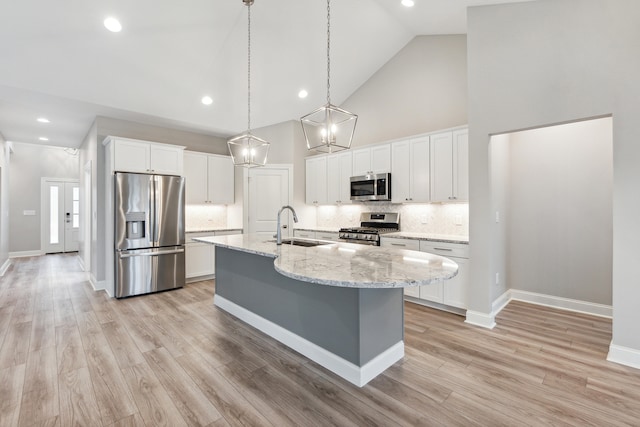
[43,180,79,253]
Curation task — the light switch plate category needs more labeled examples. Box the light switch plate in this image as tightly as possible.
[23,210,36,216]
[421,214,428,224]
[454,215,463,225]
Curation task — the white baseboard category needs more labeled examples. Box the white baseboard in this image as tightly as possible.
[9,250,43,258]
[465,310,496,329]
[0,258,10,276]
[509,289,612,318]
[214,295,404,387]
[90,275,110,296]
[607,344,640,370]
[492,290,511,316]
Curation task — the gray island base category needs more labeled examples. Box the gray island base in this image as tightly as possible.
[195,234,458,387]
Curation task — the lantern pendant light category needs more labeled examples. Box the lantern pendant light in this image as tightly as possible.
[300,0,357,153]
[227,0,270,167]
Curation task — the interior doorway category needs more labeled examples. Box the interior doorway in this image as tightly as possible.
[245,165,293,237]
[41,178,80,253]
[490,116,613,313]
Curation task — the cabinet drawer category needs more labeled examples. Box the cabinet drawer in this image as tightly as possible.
[186,232,215,243]
[215,230,241,236]
[294,230,316,239]
[419,241,469,258]
[316,232,339,241]
[380,237,420,251]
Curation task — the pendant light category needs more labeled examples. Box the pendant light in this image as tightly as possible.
[227,0,270,167]
[300,0,357,153]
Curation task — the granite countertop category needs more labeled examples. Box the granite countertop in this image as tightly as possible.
[384,232,469,244]
[194,234,458,289]
[186,228,243,234]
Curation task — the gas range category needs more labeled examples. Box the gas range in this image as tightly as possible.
[338,213,399,246]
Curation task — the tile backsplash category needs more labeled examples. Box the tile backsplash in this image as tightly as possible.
[186,205,228,230]
[315,202,469,236]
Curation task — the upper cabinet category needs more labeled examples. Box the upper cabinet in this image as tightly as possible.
[327,151,352,204]
[105,137,185,176]
[430,129,468,202]
[305,156,328,205]
[352,144,391,176]
[391,136,430,203]
[183,151,234,205]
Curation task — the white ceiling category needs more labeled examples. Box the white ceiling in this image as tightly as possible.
[0,0,531,148]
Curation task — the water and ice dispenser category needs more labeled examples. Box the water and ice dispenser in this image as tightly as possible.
[125,212,146,239]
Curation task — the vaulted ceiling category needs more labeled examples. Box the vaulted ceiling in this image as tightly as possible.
[0,0,532,148]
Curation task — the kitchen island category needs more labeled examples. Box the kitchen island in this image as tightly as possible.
[194,234,458,386]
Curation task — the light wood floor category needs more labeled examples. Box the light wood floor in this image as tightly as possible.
[1,254,639,426]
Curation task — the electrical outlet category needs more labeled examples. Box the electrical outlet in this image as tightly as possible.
[495,272,500,285]
[454,215,463,225]
[421,214,428,224]
[495,211,500,223]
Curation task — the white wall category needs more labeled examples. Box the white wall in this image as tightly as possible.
[504,118,613,305]
[9,143,79,254]
[0,134,10,272]
[467,0,640,358]
[342,35,467,146]
[78,122,97,282]
[489,134,510,301]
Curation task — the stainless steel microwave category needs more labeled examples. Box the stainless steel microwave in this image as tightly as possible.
[350,173,391,201]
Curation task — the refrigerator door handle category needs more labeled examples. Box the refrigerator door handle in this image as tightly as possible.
[119,248,185,259]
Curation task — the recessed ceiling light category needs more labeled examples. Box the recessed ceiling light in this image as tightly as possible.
[298,90,308,99]
[104,17,122,33]
[201,95,213,106]
[39,137,49,141]
[401,0,415,7]
[37,117,50,123]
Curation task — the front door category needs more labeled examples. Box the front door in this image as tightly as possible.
[43,180,79,253]
[247,166,292,237]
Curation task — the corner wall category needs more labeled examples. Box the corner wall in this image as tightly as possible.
[467,0,640,361]
[0,134,10,273]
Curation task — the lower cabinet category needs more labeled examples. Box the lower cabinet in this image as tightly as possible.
[293,230,340,241]
[381,237,469,311]
[185,230,241,280]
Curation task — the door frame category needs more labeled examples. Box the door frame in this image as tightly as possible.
[242,164,293,234]
[40,177,80,254]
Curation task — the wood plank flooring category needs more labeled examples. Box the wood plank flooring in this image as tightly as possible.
[1,253,639,426]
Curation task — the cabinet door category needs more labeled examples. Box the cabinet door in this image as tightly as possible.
[114,140,151,173]
[293,230,316,239]
[327,154,340,204]
[316,231,339,241]
[391,140,411,203]
[453,129,469,202]
[185,242,215,278]
[404,287,420,298]
[371,144,391,173]
[306,157,328,205]
[328,152,352,204]
[208,155,234,204]
[352,148,371,176]
[419,283,444,303]
[410,137,430,202]
[443,256,468,309]
[430,131,454,202]
[150,144,183,175]
[184,152,208,204]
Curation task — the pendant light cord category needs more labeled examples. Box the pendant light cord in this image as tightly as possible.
[247,2,252,132]
[326,0,331,105]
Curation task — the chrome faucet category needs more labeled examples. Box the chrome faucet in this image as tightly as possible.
[276,205,299,245]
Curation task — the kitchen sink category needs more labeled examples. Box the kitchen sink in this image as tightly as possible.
[270,238,332,247]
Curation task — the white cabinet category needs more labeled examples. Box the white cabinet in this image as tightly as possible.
[185,230,241,280]
[327,151,352,204]
[107,137,185,175]
[391,137,430,203]
[430,129,468,202]
[293,229,316,239]
[184,151,234,205]
[315,231,339,241]
[418,240,469,309]
[380,236,470,311]
[352,144,391,176]
[379,237,420,251]
[306,156,328,205]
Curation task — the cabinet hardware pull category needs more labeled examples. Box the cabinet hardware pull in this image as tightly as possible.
[391,243,406,246]
[433,247,453,251]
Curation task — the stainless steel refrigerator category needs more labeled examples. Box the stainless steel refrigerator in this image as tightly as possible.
[114,172,185,298]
